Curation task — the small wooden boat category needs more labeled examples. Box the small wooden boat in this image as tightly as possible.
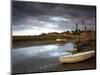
[56,39,67,42]
[59,50,95,63]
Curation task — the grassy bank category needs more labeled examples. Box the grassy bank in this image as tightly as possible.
[12,31,96,41]
[12,36,73,41]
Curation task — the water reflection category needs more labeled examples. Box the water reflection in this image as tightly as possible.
[12,42,74,64]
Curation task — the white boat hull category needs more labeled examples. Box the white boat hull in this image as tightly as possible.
[59,50,95,63]
[56,39,67,41]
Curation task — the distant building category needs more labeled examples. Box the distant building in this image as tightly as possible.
[62,31,70,36]
[47,32,59,36]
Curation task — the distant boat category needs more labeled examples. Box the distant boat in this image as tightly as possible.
[59,50,95,63]
[56,39,67,42]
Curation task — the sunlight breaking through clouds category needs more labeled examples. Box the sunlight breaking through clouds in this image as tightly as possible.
[12,1,96,36]
[13,27,63,36]
[31,27,40,30]
[45,23,59,28]
[50,16,70,22]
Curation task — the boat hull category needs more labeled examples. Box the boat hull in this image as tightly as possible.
[56,39,67,42]
[59,50,95,63]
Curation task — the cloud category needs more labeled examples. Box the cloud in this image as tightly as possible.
[44,23,59,28]
[31,27,40,30]
[12,1,96,35]
[49,16,70,22]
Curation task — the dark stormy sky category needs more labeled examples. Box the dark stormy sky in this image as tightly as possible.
[12,0,96,36]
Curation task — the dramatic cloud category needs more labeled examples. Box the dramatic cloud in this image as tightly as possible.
[12,0,96,35]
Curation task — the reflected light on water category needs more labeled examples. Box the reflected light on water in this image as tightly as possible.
[12,42,74,64]
[25,45,59,55]
[49,52,70,57]
[43,45,59,51]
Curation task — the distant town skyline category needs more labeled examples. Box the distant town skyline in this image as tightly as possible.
[12,0,96,36]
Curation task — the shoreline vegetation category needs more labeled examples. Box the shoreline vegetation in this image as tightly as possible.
[13,31,96,41]
[12,31,96,49]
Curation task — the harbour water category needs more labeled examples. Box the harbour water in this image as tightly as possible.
[12,41,96,74]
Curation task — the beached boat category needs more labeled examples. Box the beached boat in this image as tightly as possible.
[56,39,67,42]
[59,50,95,63]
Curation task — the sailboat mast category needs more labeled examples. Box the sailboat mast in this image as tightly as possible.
[82,18,84,31]
[75,23,79,41]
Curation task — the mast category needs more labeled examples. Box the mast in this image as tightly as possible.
[85,26,87,31]
[76,23,80,51]
[82,18,85,31]
[75,23,79,41]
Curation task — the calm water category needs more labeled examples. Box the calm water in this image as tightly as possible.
[12,41,95,74]
[12,42,74,64]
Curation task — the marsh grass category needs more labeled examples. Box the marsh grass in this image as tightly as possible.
[67,50,79,55]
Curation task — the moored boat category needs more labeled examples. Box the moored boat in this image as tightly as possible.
[59,50,95,63]
[56,39,67,42]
